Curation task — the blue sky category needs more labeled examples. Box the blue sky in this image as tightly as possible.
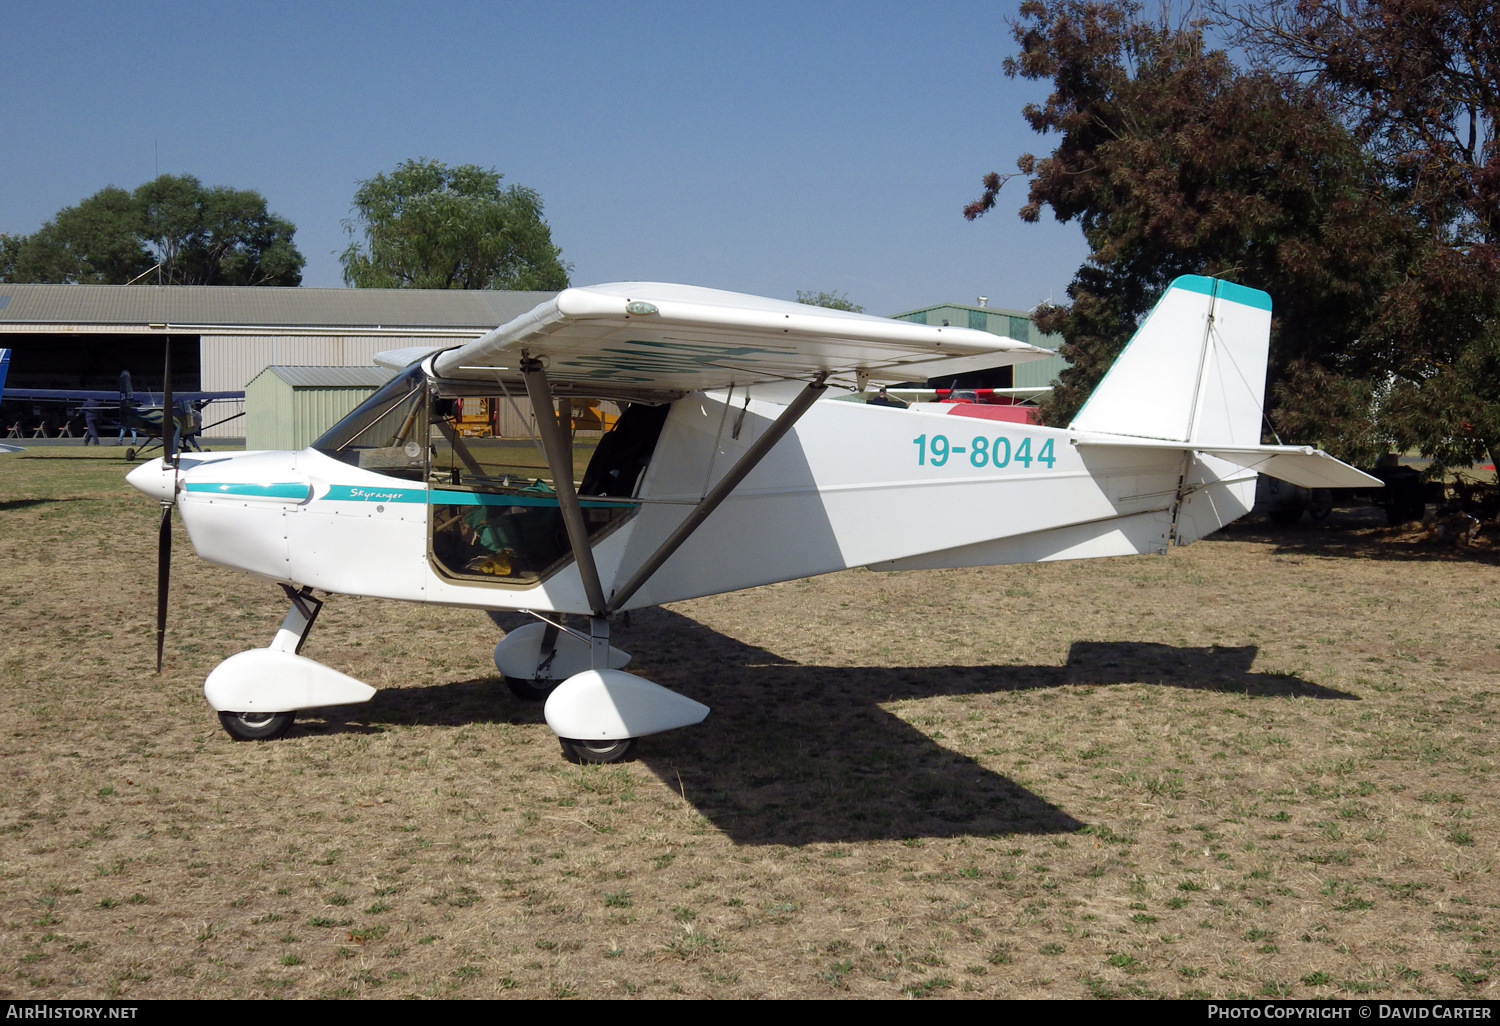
[2,1,1089,314]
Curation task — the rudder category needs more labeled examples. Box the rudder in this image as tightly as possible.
[1070,276,1271,448]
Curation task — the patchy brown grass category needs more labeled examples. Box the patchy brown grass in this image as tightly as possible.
[1,450,1497,999]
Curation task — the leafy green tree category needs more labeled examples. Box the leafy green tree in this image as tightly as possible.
[795,290,864,313]
[136,175,303,286]
[1222,0,1500,472]
[340,159,570,291]
[966,0,1415,466]
[0,176,303,286]
[1223,0,1498,250]
[5,186,153,284]
[970,0,1500,474]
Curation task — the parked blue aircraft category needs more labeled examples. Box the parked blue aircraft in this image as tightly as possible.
[0,348,243,456]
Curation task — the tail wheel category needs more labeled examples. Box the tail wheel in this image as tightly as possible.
[559,737,637,764]
[218,710,295,741]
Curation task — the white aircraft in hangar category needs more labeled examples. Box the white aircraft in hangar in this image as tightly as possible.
[128,276,1379,763]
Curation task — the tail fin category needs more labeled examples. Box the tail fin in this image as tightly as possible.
[1070,276,1378,545]
[1070,275,1271,447]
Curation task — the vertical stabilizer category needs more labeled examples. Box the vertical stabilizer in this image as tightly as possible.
[0,349,10,398]
[1070,276,1271,447]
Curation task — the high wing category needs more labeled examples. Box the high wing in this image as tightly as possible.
[433,282,1052,391]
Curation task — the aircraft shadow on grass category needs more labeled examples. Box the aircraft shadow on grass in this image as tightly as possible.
[314,607,1354,846]
[0,497,93,512]
[1218,513,1500,567]
[18,453,148,462]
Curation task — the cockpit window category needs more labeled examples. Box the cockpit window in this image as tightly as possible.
[311,364,427,481]
[428,393,670,586]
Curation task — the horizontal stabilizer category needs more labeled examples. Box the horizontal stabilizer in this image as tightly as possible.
[1075,436,1382,489]
[1200,447,1382,489]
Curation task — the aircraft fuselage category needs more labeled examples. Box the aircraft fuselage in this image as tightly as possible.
[129,385,1248,617]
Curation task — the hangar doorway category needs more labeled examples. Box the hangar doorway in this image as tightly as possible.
[0,333,200,436]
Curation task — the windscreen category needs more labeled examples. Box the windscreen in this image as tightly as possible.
[311,364,427,481]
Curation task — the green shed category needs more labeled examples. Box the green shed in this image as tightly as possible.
[890,302,1067,390]
[245,365,396,451]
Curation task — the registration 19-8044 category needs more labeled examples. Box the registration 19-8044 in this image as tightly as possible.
[913,434,1057,469]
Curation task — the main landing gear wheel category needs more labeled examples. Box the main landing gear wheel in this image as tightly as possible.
[558,737,637,765]
[218,710,295,741]
[504,675,558,702]
[124,447,136,461]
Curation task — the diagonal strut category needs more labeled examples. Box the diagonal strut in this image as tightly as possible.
[522,358,610,616]
[606,374,827,613]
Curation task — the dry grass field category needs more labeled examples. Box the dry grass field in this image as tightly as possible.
[1,449,1497,999]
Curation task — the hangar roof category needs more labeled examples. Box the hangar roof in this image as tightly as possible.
[0,284,558,331]
[251,365,398,389]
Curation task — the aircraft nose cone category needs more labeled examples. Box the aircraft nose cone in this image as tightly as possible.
[126,460,177,503]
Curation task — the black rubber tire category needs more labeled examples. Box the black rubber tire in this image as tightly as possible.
[218,710,295,741]
[505,675,558,702]
[558,737,637,765]
[124,448,136,461]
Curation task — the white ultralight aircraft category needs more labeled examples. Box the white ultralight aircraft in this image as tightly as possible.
[127,276,1380,763]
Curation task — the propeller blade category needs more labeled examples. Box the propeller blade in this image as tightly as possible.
[155,338,176,674]
[161,341,175,464]
[155,501,171,673]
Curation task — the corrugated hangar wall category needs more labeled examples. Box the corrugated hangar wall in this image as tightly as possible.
[0,284,563,442]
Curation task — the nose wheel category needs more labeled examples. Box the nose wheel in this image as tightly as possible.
[218,710,295,741]
[558,737,637,764]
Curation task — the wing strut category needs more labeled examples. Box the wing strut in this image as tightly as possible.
[605,374,828,614]
[522,358,611,616]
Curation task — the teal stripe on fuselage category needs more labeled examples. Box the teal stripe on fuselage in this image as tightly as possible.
[430,489,635,509]
[186,482,310,499]
[311,485,634,509]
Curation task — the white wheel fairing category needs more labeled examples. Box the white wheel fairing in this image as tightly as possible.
[543,669,709,741]
[492,621,630,681]
[204,648,375,713]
